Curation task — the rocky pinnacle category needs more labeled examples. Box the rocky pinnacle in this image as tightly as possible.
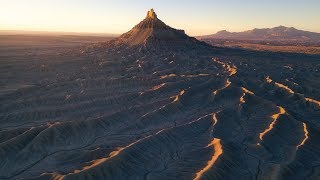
[146,8,157,19]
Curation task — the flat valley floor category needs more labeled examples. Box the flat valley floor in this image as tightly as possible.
[1,35,320,179]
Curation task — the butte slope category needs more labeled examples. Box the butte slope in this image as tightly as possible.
[1,9,320,180]
[88,9,209,50]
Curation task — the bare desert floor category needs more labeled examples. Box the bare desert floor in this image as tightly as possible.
[0,35,320,179]
[202,39,320,55]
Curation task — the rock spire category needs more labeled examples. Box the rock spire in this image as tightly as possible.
[146,9,157,19]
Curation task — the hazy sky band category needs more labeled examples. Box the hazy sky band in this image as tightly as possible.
[1,0,319,35]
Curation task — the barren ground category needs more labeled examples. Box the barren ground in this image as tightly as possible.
[0,35,320,179]
[202,39,320,55]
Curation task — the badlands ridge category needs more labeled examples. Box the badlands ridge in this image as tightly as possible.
[0,9,320,180]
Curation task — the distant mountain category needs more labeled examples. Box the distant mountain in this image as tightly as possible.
[199,26,320,42]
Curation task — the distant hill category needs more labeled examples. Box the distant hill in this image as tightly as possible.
[198,26,320,43]
[0,30,119,37]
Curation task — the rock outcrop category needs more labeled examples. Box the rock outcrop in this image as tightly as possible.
[146,8,157,19]
[111,9,203,47]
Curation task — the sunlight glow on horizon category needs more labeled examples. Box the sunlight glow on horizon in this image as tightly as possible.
[1,0,320,36]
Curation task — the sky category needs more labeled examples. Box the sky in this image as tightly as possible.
[1,0,320,36]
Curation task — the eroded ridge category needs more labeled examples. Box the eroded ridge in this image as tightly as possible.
[173,90,185,102]
[266,76,294,94]
[194,138,223,180]
[72,147,124,174]
[151,83,166,91]
[212,58,237,76]
[266,76,320,108]
[275,82,294,94]
[213,79,231,96]
[240,87,254,103]
[194,113,222,180]
[296,123,309,149]
[259,106,286,142]
[52,135,153,178]
[305,98,320,107]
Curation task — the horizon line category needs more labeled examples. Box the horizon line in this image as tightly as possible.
[1,25,320,37]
